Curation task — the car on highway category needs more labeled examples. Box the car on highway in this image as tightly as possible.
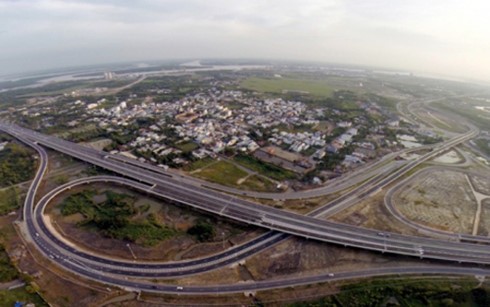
[177,286,184,291]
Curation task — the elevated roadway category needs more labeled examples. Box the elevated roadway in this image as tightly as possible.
[3,122,490,294]
[11,125,490,266]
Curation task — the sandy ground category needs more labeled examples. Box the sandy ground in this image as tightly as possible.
[432,150,463,164]
[329,190,421,237]
[478,198,490,236]
[469,174,490,195]
[392,170,477,234]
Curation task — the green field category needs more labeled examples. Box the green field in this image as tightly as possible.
[59,190,177,246]
[0,245,18,282]
[475,138,490,156]
[184,157,215,171]
[240,175,277,192]
[175,141,199,153]
[0,287,48,306]
[241,77,334,97]
[0,142,35,188]
[234,154,297,181]
[0,245,47,306]
[194,161,248,186]
[0,188,19,216]
[187,159,277,191]
[290,278,488,307]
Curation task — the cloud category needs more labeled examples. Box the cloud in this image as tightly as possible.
[1,0,490,81]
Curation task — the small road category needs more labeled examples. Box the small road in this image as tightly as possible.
[0,279,25,290]
[465,174,489,236]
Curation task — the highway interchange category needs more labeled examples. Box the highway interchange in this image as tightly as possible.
[1,117,490,295]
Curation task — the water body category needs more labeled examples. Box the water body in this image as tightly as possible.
[2,64,270,92]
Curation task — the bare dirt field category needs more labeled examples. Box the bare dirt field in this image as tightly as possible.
[392,170,477,233]
[245,238,370,280]
[432,150,463,164]
[328,190,421,237]
[150,236,441,306]
[469,174,490,195]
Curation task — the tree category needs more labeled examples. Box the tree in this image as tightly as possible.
[187,220,215,242]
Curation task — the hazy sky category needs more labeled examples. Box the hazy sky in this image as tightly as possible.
[2,0,490,81]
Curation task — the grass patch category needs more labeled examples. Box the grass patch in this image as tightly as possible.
[59,190,177,247]
[184,157,215,171]
[112,217,175,247]
[302,146,318,156]
[475,138,490,156]
[241,77,333,97]
[194,161,248,186]
[60,190,96,217]
[187,219,215,242]
[0,245,18,283]
[175,141,199,153]
[0,143,35,188]
[291,278,486,307]
[240,175,277,192]
[0,287,48,306]
[433,100,490,130]
[0,188,19,216]
[234,154,297,181]
[0,242,46,306]
[364,93,398,112]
